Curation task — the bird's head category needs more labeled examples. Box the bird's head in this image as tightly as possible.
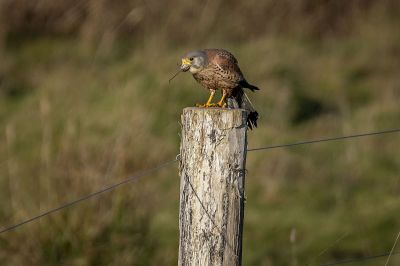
[180,50,207,74]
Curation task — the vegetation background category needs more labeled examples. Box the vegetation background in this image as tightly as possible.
[0,0,399,265]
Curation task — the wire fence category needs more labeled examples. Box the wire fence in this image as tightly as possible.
[321,251,400,266]
[247,128,400,152]
[1,127,399,265]
[0,158,178,234]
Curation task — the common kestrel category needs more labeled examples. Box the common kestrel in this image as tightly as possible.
[180,48,259,129]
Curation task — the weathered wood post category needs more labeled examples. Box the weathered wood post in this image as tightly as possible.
[178,107,248,266]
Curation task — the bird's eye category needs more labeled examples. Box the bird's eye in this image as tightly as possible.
[189,57,194,61]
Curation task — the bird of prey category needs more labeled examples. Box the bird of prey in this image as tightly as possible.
[180,48,259,129]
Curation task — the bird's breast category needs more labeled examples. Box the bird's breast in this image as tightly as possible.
[193,67,240,91]
[193,71,218,90]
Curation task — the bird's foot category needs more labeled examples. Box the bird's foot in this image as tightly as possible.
[196,103,219,108]
[217,102,227,108]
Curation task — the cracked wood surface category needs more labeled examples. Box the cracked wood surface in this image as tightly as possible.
[178,107,248,266]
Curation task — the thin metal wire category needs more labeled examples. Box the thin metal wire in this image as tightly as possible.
[321,251,400,266]
[306,232,349,266]
[0,158,178,234]
[384,231,400,266]
[247,128,400,152]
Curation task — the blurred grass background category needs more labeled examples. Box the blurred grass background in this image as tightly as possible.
[0,0,400,265]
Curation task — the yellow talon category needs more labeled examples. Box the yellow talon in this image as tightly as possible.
[196,90,217,108]
[196,103,218,108]
[217,91,227,108]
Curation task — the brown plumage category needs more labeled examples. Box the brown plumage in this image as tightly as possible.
[180,48,259,129]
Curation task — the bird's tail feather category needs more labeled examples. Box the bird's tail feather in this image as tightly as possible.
[239,80,259,92]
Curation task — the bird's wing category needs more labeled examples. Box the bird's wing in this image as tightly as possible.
[209,50,244,82]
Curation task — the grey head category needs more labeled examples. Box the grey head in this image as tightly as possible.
[180,50,208,73]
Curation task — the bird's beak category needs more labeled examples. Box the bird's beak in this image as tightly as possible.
[180,58,191,72]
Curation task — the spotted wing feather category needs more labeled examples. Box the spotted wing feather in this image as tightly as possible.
[204,49,244,89]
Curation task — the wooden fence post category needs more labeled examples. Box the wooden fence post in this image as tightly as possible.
[178,107,248,266]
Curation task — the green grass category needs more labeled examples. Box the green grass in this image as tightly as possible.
[1,6,400,265]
